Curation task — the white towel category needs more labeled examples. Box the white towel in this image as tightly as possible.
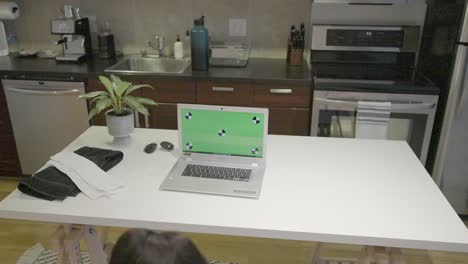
[39,152,124,199]
[355,101,391,140]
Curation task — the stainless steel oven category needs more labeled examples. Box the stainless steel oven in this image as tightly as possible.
[308,16,440,165]
[310,24,422,82]
[311,90,438,165]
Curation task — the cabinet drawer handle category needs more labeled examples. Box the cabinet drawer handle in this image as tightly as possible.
[270,88,292,94]
[212,87,234,92]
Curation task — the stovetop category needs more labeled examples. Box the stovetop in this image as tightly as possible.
[312,69,440,95]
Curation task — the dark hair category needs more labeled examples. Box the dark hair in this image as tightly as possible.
[109,229,209,264]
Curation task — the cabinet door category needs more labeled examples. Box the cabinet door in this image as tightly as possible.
[147,103,178,129]
[0,82,22,177]
[268,107,310,136]
[197,82,252,106]
[253,85,311,108]
[142,80,196,103]
[141,81,195,129]
[87,78,107,126]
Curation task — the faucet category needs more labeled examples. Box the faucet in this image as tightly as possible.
[142,35,164,58]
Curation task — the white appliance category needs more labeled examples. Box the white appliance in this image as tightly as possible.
[432,3,468,213]
[2,80,89,175]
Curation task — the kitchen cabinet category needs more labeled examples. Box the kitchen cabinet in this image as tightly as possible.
[87,78,108,126]
[253,85,311,108]
[268,107,310,136]
[142,81,195,129]
[196,82,311,136]
[252,85,311,136]
[143,80,196,103]
[146,103,178,129]
[87,77,311,136]
[197,82,252,106]
[0,81,22,177]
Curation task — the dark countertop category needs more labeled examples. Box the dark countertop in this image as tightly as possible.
[314,76,440,95]
[0,55,312,86]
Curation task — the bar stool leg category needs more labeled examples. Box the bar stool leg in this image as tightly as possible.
[84,226,108,264]
[64,226,85,264]
[49,226,67,264]
[310,242,324,264]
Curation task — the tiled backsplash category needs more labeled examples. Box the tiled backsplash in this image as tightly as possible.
[10,0,312,58]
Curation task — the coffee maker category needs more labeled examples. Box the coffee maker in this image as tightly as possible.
[51,17,92,62]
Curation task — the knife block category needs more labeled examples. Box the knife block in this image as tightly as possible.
[287,40,303,66]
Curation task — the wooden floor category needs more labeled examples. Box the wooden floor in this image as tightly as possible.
[1,179,468,264]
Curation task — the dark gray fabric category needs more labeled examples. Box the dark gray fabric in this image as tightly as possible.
[18,147,124,201]
[74,147,124,172]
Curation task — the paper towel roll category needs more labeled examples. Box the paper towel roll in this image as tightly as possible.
[0,2,19,20]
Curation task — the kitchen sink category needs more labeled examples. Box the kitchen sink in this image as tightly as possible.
[105,57,190,74]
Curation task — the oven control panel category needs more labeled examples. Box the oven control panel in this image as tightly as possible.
[326,29,404,48]
[311,25,420,52]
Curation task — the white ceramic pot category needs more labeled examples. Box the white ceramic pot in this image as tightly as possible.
[105,109,134,146]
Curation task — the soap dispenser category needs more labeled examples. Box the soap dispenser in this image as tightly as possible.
[174,35,183,59]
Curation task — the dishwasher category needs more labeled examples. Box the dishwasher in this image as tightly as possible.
[2,79,89,175]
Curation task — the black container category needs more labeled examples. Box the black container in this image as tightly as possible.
[98,34,115,59]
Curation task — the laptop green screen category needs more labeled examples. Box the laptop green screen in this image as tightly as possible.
[181,108,265,158]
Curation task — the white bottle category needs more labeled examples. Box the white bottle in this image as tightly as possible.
[183,30,191,60]
[174,35,183,59]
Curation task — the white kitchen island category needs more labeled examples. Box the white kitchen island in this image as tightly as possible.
[0,127,467,262]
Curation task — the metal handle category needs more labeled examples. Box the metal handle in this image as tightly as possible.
[144,115,150,128]
[134,112,150,128]
[7,87,81,96]
[269,88,292,94]
[212,87,234,92]
[315,98,436,111]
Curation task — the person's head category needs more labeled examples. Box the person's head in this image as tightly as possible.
[109,229,208,264]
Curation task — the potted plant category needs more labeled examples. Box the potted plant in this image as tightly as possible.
[79,75,156,146]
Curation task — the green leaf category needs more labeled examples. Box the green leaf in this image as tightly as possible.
[110,74,122,85]
[87,107,100,121]
[95,98,113,113]
[125,84,153,96]
[110,75,132,97]
[78,91,107,99]
[90,94,109,105]
[135,97,157,106]
[124,96,149,116]
[99,75,116,100]
[87,98,113,121]
[115,81,132,97]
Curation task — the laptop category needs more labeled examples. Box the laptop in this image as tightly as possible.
[159,104,268,199]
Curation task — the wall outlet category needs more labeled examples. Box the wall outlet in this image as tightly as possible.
[229,18,247,37]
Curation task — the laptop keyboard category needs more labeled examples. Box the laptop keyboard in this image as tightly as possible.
[182,164,251,182]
